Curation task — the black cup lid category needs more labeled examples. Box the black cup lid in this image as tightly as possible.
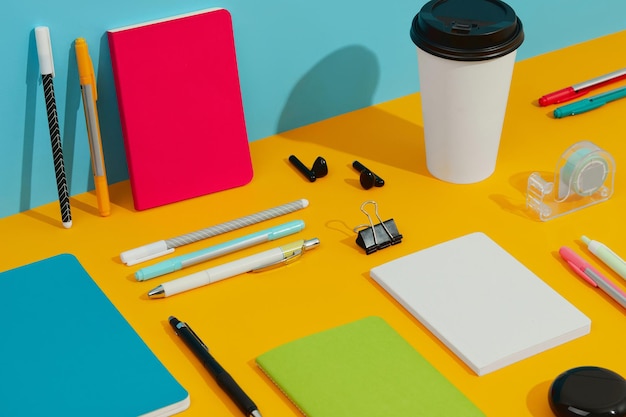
[410,0,524,61]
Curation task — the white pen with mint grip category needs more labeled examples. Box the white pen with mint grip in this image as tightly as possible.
[147,238,320,298]
[582,235,626,280]
[135,220,305,281]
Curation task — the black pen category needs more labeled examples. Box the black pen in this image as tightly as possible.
[168,316,262,417]
[34,26,72,228]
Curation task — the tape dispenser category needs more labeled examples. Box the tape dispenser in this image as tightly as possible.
[526,140,615,221]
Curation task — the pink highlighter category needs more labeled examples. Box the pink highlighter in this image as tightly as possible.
[559,246,626,309]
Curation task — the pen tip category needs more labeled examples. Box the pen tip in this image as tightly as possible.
[303,238,320,251]
[63,220,73,229]
[148,286,165,298]
[581,235,591,244]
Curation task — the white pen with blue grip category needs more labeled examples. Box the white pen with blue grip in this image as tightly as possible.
[135,220,305,281]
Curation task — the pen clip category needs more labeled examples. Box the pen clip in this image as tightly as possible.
[598,243,626,263]
[129,248,174,265]
[565,260,598,287]
[250,238,319,272]
[251,250,303,273]
[178,321,210,351]
[120,241,174,266]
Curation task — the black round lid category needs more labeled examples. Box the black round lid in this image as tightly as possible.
[410,0,524,61]
[549,366,626,417]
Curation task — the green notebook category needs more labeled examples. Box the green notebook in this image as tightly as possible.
[256,316,485,416]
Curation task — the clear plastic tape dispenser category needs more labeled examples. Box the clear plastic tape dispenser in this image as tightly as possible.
[526,140,616,221]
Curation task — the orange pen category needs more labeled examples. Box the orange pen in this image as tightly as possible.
[75,38,111,216]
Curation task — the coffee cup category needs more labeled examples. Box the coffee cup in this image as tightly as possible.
[410,0,524,183]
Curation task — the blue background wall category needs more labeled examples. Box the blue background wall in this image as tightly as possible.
[2,1,625,218]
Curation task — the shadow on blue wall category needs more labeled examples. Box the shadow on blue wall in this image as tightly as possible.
[21,32,38,213]
[62,41,81,194]
[277,45,380,133]
[277,44,426,177]
[96,34,128,188]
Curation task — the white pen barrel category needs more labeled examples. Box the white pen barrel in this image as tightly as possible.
[162,248,284,296]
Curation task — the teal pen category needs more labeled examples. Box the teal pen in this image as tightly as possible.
[135,220,305,281]
[581,235,626,280]
[554,86,626,118]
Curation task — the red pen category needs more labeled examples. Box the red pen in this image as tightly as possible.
[539,67,626,106]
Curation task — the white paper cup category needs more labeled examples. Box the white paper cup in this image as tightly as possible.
[411,0,524,184]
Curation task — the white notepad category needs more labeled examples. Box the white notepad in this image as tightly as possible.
[370,232,591,376]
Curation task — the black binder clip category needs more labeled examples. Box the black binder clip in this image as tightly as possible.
[354,200,402,255]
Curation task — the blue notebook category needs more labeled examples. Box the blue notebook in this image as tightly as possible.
[0,254,190,416]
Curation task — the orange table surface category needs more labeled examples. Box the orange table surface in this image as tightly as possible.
[2,30,626,417]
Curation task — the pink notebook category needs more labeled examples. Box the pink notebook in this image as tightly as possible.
[108,8,253,210]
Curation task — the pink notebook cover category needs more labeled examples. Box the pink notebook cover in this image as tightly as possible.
[108,8,253,210]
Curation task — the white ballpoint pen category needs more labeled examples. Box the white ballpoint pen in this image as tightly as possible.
[147,238,320,298]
